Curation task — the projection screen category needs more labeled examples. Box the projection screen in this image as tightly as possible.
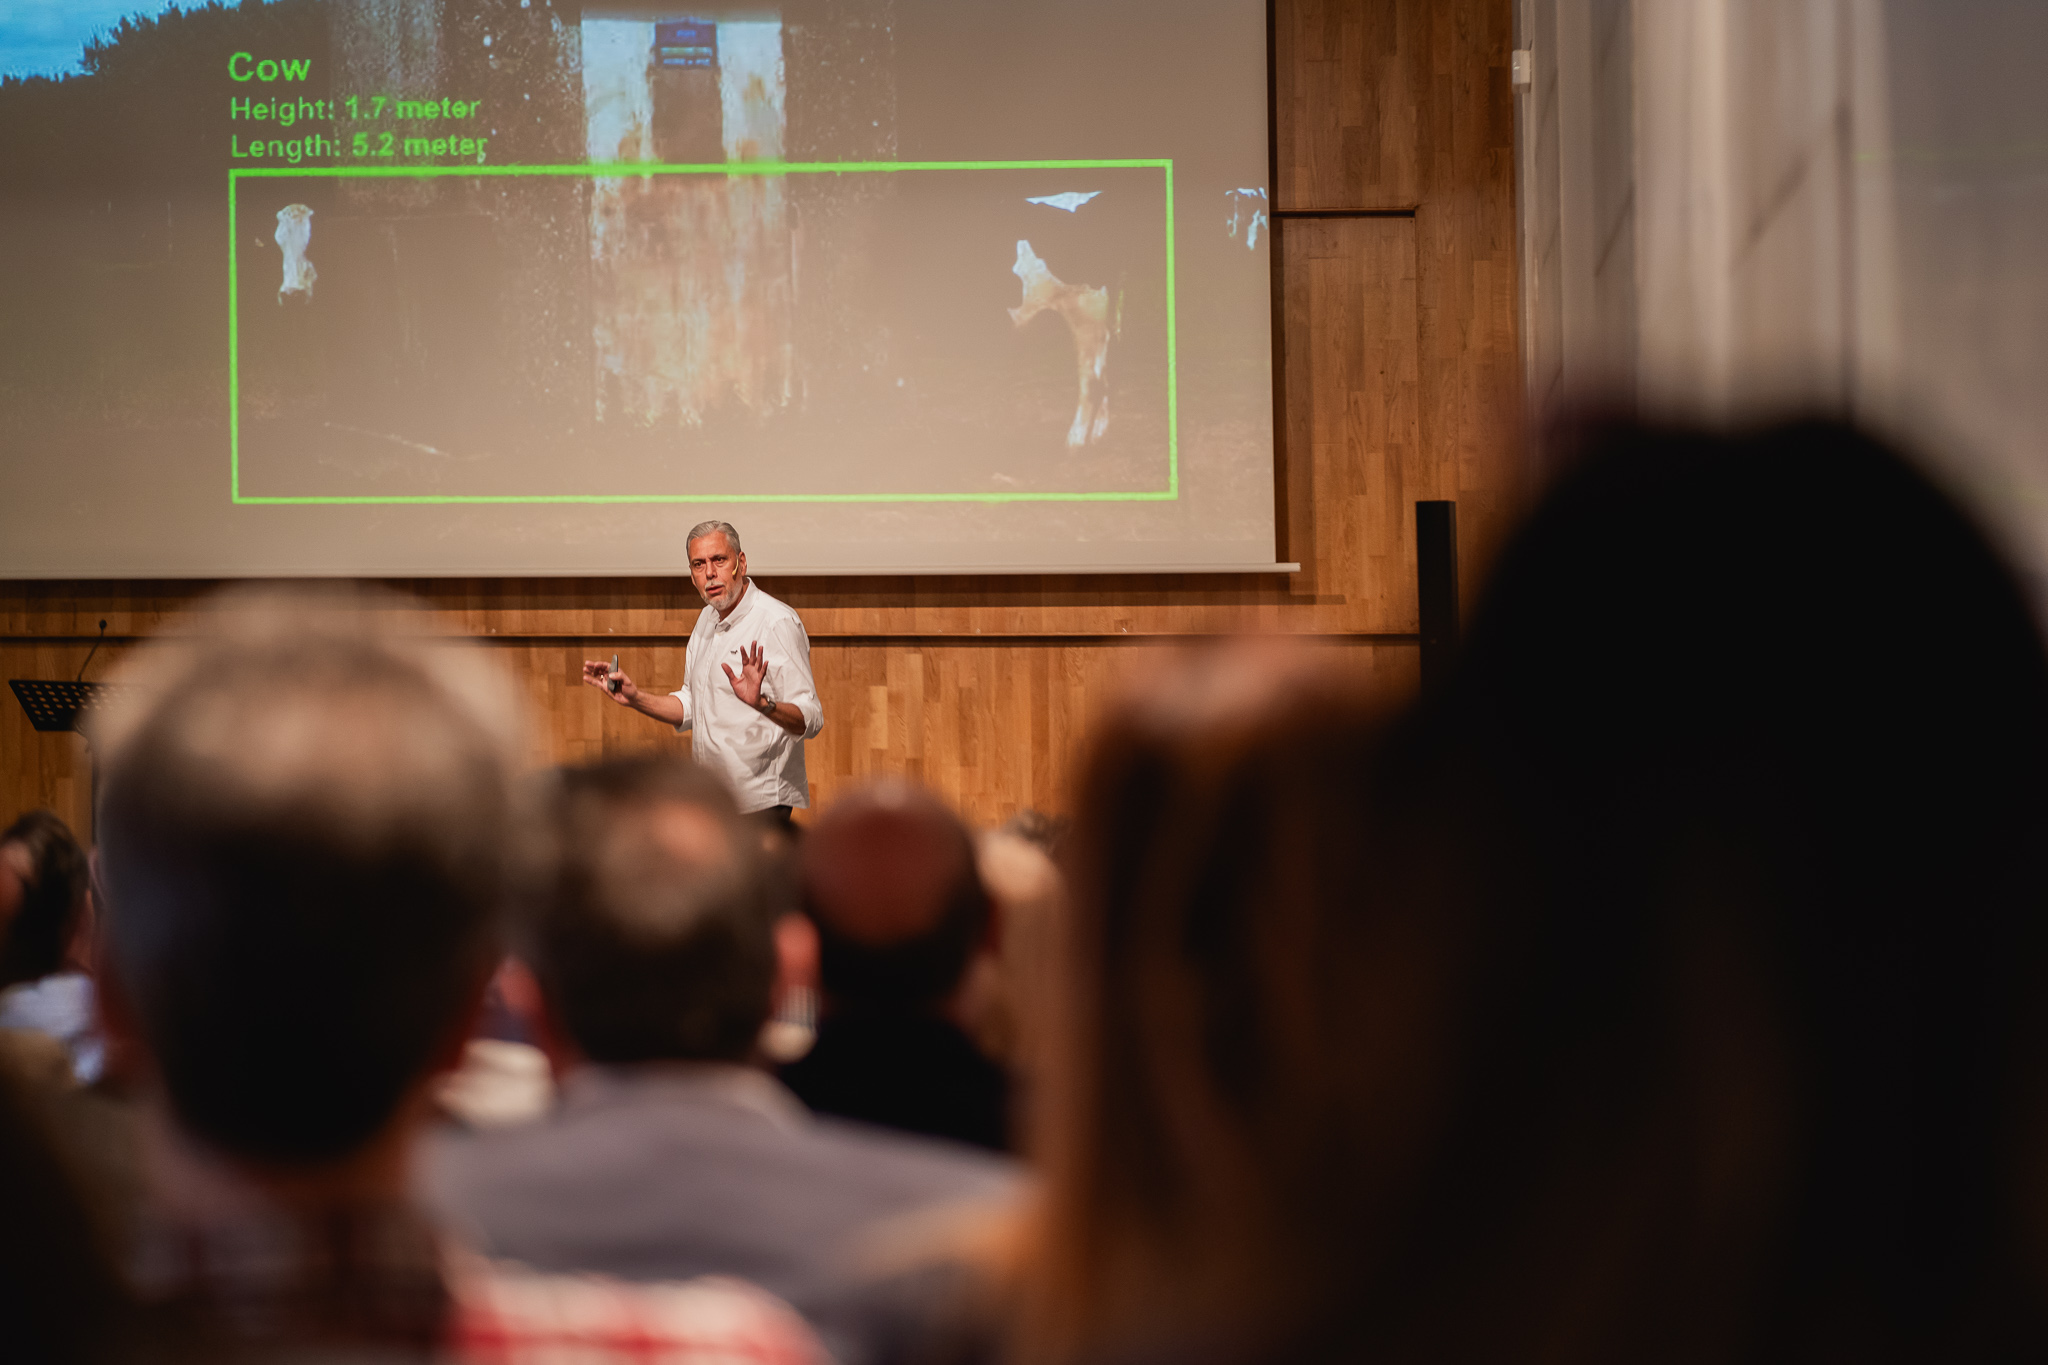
[0,0,1277,576]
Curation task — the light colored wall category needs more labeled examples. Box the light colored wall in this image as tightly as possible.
[1516,0,1638,423]
[1519,0,1898,426]
[1635,0,1897,416]
[1878,0,2048,585]
[1518,0,1565,419]
[1522,0,2048,592]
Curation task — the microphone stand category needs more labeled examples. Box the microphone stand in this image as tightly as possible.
[76,620,107,683]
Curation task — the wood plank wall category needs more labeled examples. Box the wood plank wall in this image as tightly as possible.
[0,0,1519,837]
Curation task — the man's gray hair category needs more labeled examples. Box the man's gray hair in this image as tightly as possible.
[686,520,742,556]
[517,757,777,1063]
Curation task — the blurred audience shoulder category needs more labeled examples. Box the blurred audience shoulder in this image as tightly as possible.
[787,779,1013,1152]
[422,754,1020,1365]
[1017,638,1418,1364]
[88,584,821,1363]
[0,1057,193,1363]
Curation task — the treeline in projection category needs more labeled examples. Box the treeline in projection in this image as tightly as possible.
[0,0,1274,576]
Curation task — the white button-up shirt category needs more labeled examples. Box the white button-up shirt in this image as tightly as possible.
[669,579,824,812]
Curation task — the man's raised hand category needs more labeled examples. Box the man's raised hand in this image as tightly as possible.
[582,658,638,705]
[722,642,769,709]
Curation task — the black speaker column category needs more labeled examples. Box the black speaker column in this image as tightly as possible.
[1416,501,1459,688]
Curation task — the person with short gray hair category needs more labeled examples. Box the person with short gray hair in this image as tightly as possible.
[423,755,1018,1365]
[685,519,743,556]
[584,521,823,821]
[89,588,821,1361]
[515,758,773,1065]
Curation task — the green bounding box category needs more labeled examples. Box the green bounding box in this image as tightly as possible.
[228,159,1178,506]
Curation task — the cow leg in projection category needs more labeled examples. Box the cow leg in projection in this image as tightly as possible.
[275,204,317,303]
[1008,240,1113,448]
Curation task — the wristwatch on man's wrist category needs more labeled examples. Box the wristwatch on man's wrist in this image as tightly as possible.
[755,685,777,714]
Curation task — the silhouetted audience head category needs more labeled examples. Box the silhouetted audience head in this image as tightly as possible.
[0,809,90,990]
[94,592,520,1166]
[1352,419,2048,1360]
[517,756,773,1064]
[1025,642,1394,1359]
[801,780,991,1013]
[1025,420,2048,1364]
[783,781,1013,1149]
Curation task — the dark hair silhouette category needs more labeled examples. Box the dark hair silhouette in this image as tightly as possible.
[1353,419,2048,1361]
[1023,643,1402,1360]
[0,808,89,988]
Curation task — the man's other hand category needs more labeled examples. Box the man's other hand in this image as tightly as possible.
[582,659,639,705]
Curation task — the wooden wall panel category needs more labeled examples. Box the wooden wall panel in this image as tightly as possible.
[0,641,96,840]
[2,636,1418,839]
[1415,0,1524,583]
[0,0,1518,838]
[1275,0,1427,209]
[1281,217,1426,626]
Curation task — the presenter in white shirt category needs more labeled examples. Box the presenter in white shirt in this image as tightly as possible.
[583,521,824,820]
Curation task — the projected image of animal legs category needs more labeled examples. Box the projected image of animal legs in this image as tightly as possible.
[275,204,316,304]
[1008,240,1113,448]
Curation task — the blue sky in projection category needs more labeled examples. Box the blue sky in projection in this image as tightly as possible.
[1,1,221,79]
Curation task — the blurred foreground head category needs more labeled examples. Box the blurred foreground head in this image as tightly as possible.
[1027,641,1399,1360]
[800,779,990,1012]
[1028,422,2048,1364]
[517,756,773,1063]
[1366,419,2048,1360]
[95,587,523,1167]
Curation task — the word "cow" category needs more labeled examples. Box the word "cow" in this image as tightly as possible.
[229,53,313,82]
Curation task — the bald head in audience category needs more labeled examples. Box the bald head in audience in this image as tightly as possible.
[800,781,991,1013]
[785,781,1012,1149]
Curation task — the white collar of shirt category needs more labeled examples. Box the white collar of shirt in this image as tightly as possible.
[707,579,759,633]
